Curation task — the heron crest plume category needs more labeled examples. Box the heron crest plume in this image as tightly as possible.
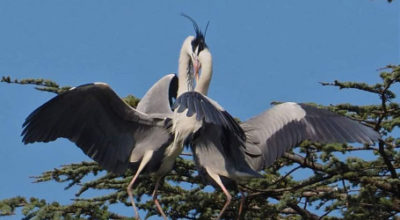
[181,13,209,54]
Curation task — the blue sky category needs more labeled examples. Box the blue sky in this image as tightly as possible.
[0,1,398,219]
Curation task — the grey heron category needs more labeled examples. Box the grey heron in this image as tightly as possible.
[170,27,382,220]
[179,98,381,219]
[21,15,212,219]
[20,13,381,219]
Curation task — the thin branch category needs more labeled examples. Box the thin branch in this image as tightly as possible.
[287,202,319,220]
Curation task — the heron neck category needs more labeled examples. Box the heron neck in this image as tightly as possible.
[177,50,192,97]
[195,56,212,96]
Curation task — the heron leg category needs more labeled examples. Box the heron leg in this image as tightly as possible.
[206,168,232,220]
[127,150,154,220]
[152,178,167,220]
[237,190,246,220]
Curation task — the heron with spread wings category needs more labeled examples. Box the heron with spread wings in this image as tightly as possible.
[22,15,380,220]
[21,15,212,219]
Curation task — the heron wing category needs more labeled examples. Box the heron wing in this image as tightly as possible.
[241,102,380,170]
[191,123,262,186]
[173,91,245,140]
[173,92,261,181]
[22,83,171,174]
[137,74,178,115]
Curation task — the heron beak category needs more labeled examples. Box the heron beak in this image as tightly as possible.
[193,59,201,84]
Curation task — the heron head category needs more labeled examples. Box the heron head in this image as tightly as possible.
[182,14,210,84]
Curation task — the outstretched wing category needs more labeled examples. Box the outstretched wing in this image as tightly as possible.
[241,102,381,170]
[22,83,171,174]
[137,74,178,115]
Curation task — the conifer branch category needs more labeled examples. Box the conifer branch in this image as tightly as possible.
[1,65,399,219]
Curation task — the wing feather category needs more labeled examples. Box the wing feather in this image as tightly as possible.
[174,91,245,139]
[136,74,178,115]
[242,102,380,170]
[22,83,171,174]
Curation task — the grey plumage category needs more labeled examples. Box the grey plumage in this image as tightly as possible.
[22,74,179,219]
[181,101,380,179]
[22,82,172,175]
[21,14,382,219]
[137,74,178,116]
[22,14,214,219]
[242,102,380,170]
[173,57,381,219]
[177,97,380,219]
[174,91,244,139]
